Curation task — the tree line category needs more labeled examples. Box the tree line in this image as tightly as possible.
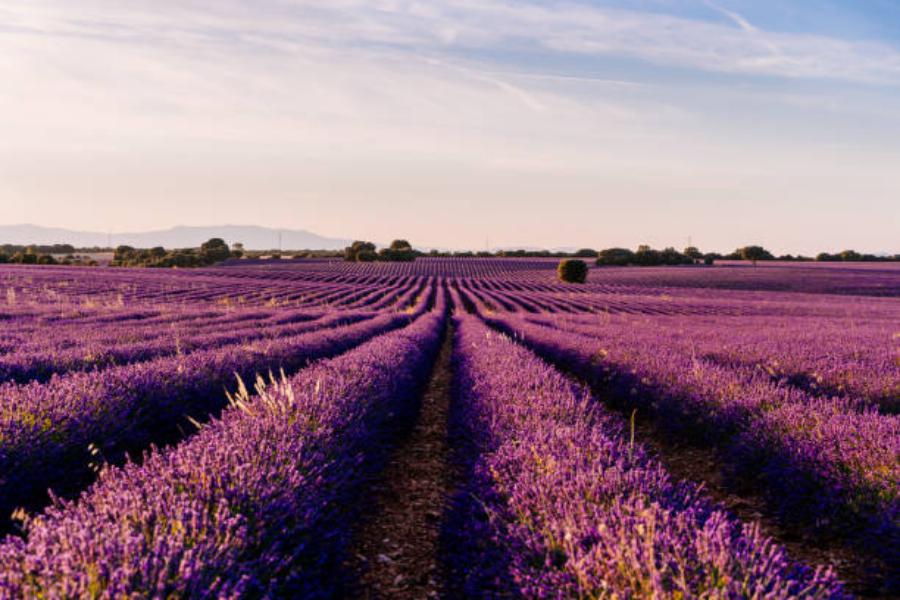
[1,237,896,269]
[109,238,241,267]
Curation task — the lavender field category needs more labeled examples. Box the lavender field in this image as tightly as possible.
[0,259,896,598]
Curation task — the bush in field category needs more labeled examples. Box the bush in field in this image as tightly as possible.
[557,259,588,283]
[596,248,635,266]
[36,254,57,265]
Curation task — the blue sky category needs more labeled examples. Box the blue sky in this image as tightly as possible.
[0,1,898,253]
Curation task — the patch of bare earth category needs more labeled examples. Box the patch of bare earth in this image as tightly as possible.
[346,326,454,599]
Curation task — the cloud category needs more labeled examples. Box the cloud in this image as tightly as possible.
[0,1,897,252]
[4,1,900,85]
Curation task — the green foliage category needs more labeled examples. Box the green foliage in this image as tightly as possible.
[345,239,418,262]
[110,238,233,268]
[344,241,377,262]
[597,246,694,267]
[659,247,694,265]
[596,248,635,266]
[11,252,37,265]
[200,238,231,263]
[815,249,885,262]
[573,248,598,258]
[683,246,703,260]
[734,246,775,264]
[557,259,588,283]
[379,239,417,262]
[0,244,75,256]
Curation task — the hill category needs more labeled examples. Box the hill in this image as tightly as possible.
[0,224,351,250]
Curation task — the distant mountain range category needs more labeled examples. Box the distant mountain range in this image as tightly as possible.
[0,224,352,251]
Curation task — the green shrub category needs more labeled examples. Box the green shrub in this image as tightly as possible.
[200,238,231,263]
[344,241,376,262]
[596,248,635,266]
[557,259,588,283]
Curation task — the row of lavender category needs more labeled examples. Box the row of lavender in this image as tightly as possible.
[0,282,435,529]
[0,265,427,313]
[0,297,447,596]
[472,308,898,581]
[445,309,847,598]
[0,278,427,384]
[518,312,898,413]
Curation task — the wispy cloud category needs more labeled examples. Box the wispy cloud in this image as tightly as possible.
[0,1,897,252]
[5,1,900,84]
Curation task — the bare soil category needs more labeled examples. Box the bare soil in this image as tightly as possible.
[346,326,455,599]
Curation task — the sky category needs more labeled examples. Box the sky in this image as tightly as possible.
[0,0,898,254]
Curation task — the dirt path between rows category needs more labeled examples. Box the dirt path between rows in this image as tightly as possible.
[346,326,455,599]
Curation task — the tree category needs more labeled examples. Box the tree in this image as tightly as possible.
[683,246,703,260]
[380,239,416,262]
[736,245,774,266]
[200,238,231,263]
[344,241,377,262]
[114,245,136,264]
[634,246,662,266]
[557,259,588,283]
[11,252,37,264]
[573,248,598,258]
[389,239,412,251]
[596,248,635,266]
